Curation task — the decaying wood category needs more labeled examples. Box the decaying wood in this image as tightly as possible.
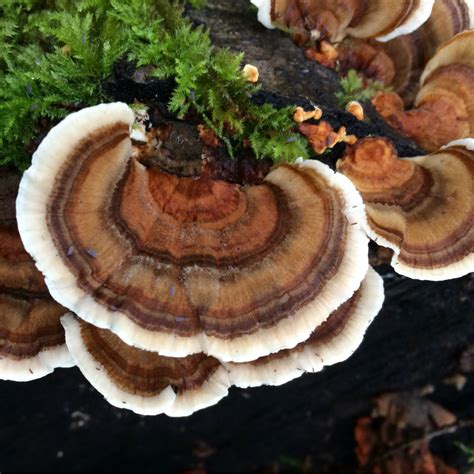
[0,1,472,472]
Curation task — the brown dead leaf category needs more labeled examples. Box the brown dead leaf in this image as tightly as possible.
[192,440,217,460]
[355,390,458,474]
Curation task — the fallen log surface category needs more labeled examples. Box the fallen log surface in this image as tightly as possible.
[0,1,472,472]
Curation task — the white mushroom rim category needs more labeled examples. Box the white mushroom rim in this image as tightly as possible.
[0,342,74,382]
[16,102,369,362]
[61,267,383,416]
[376,0,435,42]
[364,138,474,281]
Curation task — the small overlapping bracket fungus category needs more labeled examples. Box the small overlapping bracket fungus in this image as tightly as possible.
[335,39,396,86]
[298,0,473,111]
[61,313,230,417]
[373,29,474,151]
[383,0,474,105]
[250,0,435,43]
[346,101,364,121]
[17,102,370,363]
[0,174,72,380]
[335,0,474,106]
[227,266,384,388]
[61,267,383,416]
[337,137,474,280]
[293,106,323,123]
[305,40,339,68]
[243,64,260,83]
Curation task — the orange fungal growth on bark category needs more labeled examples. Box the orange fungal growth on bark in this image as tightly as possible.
[299,121,357,154]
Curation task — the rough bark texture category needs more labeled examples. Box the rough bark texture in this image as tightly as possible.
[0,1,473,472]
[189,0,425,160]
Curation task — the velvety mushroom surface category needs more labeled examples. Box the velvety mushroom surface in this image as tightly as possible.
[17,102,369,362]
[337,137,474,280]
[251,0,435,42]
[0,223,72,380]
[62,267,383,416]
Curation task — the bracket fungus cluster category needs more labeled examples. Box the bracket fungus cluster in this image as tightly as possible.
[255,0,473,116]
[373,29,474,151]
[332,0,474,105]
[0,174,72,381]
[337,137,474,280]
[299,121,357,155]
[380,0,474,105]
[60,267,383,416]
[6,102,387,415]
[250,0,474,283]
[251,0,436,43]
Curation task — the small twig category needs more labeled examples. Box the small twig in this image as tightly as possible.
[371,419,474,465]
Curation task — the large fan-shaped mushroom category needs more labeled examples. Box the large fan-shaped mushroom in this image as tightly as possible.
[17,102,369,363]
[61,267,383,416]
[0,172,72,381]
[337,137,474,280]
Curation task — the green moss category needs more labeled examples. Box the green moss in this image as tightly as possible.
[336,69,390,107]
[187,0,207,8]
[0,0,309,170]
[455,442,474,465]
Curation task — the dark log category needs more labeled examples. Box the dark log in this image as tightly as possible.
[0,1,472,472]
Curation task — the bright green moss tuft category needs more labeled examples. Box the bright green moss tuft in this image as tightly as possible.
[336,69,390,107]
[0,0,309,170]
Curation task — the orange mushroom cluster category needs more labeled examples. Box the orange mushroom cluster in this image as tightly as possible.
[12,102,385,415]
[337,137,474,280]
[299,120,357,154]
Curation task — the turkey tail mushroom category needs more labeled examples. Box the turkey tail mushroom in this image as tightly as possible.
[16,102,370,363]
[311,0,474,106]
[0,171,72,381]
[61,267,383,416]
[337,137,474,280]
[251,0,435,42]
[373,29,474,151]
